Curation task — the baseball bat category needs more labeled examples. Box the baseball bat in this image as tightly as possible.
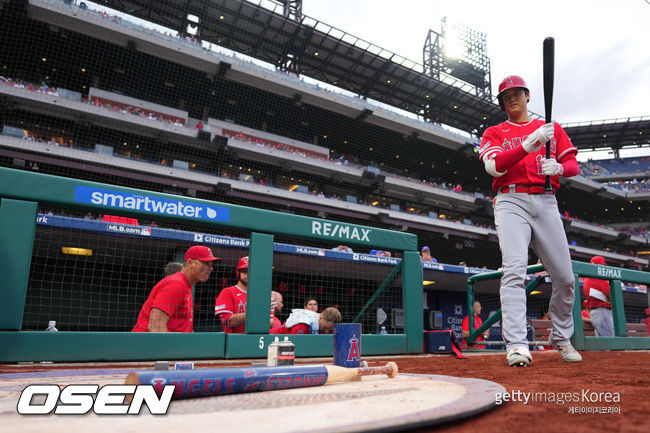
[543,37,555,193]
[125,362,398,400]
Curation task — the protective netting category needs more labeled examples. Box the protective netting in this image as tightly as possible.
[22,205,402,332]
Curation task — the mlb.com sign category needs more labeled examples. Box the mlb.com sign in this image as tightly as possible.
[74,186,230,223]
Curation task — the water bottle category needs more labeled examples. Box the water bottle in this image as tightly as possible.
[267,336,280,366]
[379,326,388,335]
[45,320,58,332]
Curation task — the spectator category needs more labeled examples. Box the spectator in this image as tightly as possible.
[332,245,354,253]
[132,246,220,332]
[461,301,489,349]
[583,256,614,336]
[304,298,318,312]
[164,262,183,277]
[459,261,468,268]
[281,306,342,334]
[420,246,438,263]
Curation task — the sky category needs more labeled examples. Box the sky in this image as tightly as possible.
[301,0,650,125]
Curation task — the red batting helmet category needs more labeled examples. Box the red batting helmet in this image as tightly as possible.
[236,256,249,279]
[497,75,529,110]
[590,256,606,265]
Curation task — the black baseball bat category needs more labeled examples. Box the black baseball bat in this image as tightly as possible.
[543,37,555,193]
[125,362,398,400]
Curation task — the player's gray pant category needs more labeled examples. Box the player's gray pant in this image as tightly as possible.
[590,308,614,336]
[494,193,575,351]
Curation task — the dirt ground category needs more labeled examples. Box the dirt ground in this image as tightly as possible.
[1,350,648,432]
[399,350,649,433]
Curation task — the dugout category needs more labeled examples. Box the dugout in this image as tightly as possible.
[0,167,425,362]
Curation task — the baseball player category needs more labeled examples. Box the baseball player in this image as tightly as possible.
[583,256,614,336]
[461,300,490,349]
[132,246,220,332]
[642,308,650,335]
[270,290,284,334]
[214,256,277,333]
[479,75,582,366]
[281,307,342,334]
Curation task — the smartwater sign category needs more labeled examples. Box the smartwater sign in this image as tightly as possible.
[74,186,230,223]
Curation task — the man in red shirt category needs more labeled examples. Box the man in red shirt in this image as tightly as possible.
[281,307,341,334]
[479,75,581,366]
[461,301,490,349]
[214,256,250,333]
[132,245,220,332]
[214,256,278,333]
[270,290,284,334]
[583,256,614,336]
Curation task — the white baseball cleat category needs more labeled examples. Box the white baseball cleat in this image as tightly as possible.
[556,344,582,362]
[507,347,532,367]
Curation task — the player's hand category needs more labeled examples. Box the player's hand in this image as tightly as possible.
[522,123,554,153]
[541,158,564,176]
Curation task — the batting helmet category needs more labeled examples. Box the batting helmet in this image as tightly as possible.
[497,75,529,110]
[236,256,249,279]
[590,256,606,265]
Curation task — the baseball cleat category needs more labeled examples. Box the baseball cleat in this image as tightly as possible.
[507,347,532,367]
[556,344,582,362]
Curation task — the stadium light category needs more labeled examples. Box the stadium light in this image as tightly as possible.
[61,247,93,256]
[442,18,466,61]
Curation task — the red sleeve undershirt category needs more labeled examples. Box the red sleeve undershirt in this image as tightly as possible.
[494,147,579,177]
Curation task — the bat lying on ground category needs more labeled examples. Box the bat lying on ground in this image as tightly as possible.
[125,362,398,400]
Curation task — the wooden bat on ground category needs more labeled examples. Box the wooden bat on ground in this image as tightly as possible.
[543,37,555,193]
[125,362,398,400]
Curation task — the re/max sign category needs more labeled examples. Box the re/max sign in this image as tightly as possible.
[17,384,175,415]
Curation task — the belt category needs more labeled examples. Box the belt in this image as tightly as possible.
[498,184,554,195]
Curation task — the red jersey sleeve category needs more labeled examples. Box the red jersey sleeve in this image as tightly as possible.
[270,316,282,334]
[554,124,578,162]
[214,288,234,321]
[478,126,503,163]
[151,281,185,316]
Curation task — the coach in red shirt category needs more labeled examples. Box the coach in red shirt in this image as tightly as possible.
[132,246,221,332]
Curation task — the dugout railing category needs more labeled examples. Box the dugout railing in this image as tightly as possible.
[0,167,422,362]
[465,263,650,350]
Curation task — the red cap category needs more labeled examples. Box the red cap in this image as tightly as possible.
[185,246,221,262]
[590,256,606,265]
[645,308,649,315]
